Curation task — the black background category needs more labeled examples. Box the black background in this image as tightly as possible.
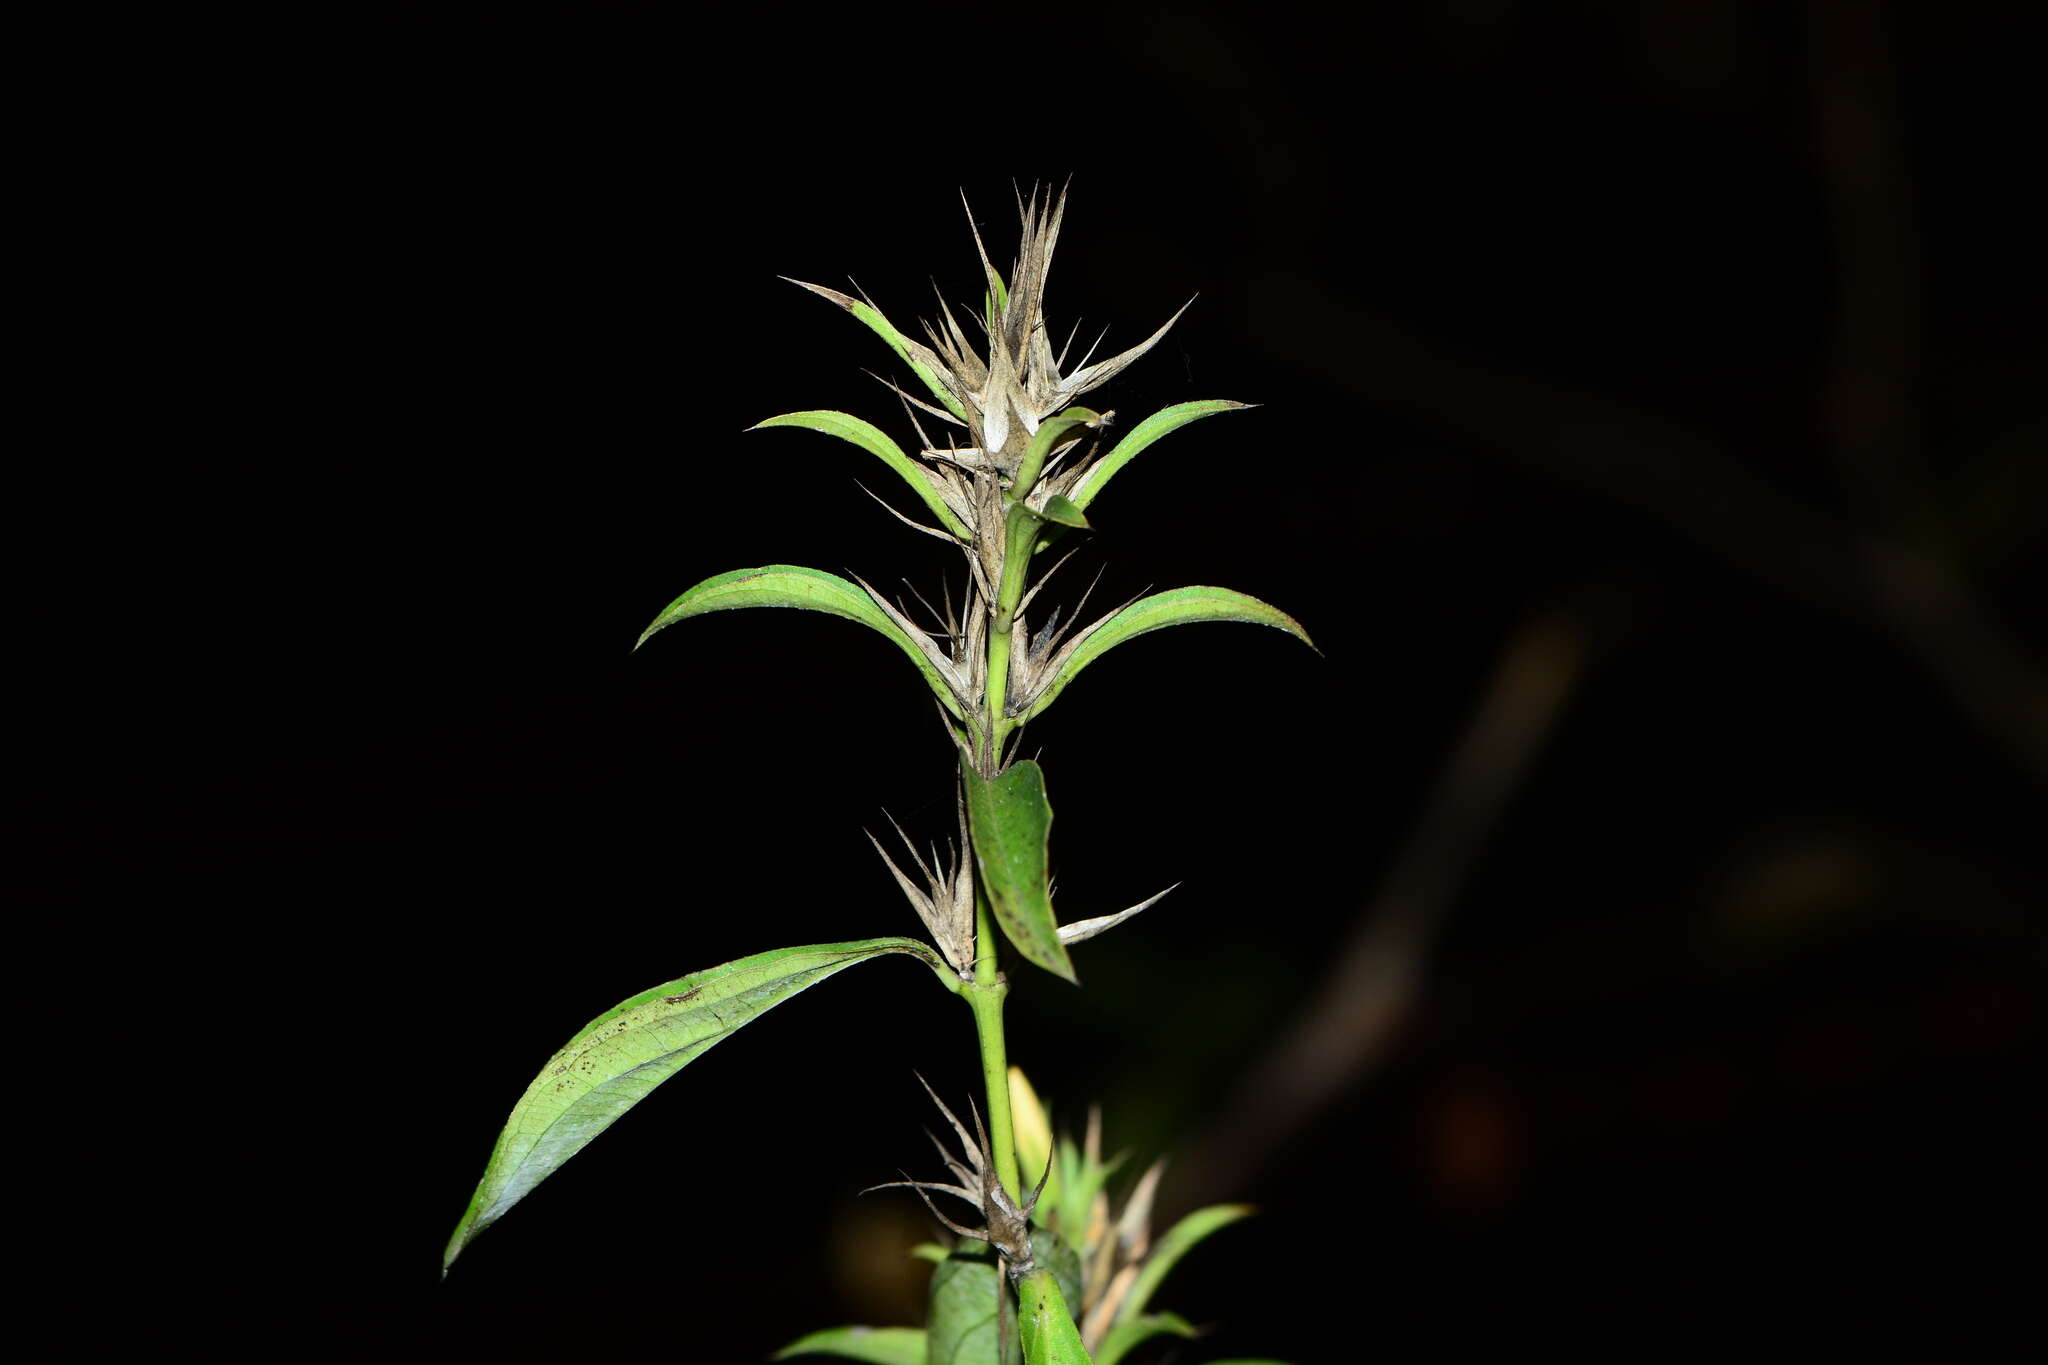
[20,1,2044,1359]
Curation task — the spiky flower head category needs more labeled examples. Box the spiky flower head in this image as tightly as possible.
[790,186,1188,477]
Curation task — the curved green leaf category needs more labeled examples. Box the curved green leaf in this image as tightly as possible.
[444,937,947,1273]
[963,759,1075,984]
[1067,400,1251,511]
[1018,587,1314,722]
[1119,1204,1254,1324]
[1015,1266,1090,1365]
[785,278,969,422]
[1014,406,1100,500]
[1094,1312,1198,1365]
[928,1241,1003,1365]
[753,411,971,540]
[775,1326,928,1364]
[1035,494,1090,531]
[637,565,966,720]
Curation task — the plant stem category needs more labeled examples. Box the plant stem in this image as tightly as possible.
[966,895,1022,1201]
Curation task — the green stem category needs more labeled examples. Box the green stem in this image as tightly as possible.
[966,895,1022,1201]
[982,501,1040,768]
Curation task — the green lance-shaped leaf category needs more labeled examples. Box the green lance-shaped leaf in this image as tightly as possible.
[786,278,970,424]
[753,411,972,541]
[1066,400,1252,511]
[774,1326,928,1365]
[1017,587,1315,723]
[928,1241,1005,1365]
[443,937,947,1273]
[1013,406,1100,502]
[963,759,1076,984]
[1117,1204,1254,1325]
[638,565,966,720]
[1092,1312,1198,1365]
[1015,1265,1091,1365]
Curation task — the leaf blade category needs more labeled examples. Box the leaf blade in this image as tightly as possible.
[1018,587,1314,722]
[785,278,969,423]
[753,410,971,540]
[963,759,1075,984]
[636,564,966,719]
[1118,1204,1254,1325]
[1066,400,1250,511]
[444,937,946,1272]
[774,1326,928,1364]
[927,1241,1003,1365]
[1016,1265,1092,1365]
[1093,1312,1198,1365]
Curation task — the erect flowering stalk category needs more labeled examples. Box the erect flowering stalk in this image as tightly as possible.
[784,189,1196,779]
[448,188,1313,1363]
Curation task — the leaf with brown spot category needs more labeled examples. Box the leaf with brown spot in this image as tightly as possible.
[444,938,950,1273]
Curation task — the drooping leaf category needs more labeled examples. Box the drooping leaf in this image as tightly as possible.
[774,1326,928,1364]
[1017,587,1314,723]
[637,565,966,719]
[1015,1266,1091,1365]
[1065,400,1251,511]
[1093,1311,1198,1365]
[928,1240,1004,1365]
[785,278,969,423]
[963,759,1075,983]
[443,938,947,1272]
[753,411,971,540]
[1118,1204,1254,1324]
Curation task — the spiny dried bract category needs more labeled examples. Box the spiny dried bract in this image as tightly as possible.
[1006,1071,1249,1355]
[868,1078,1049,1276]
[791,187,1185,482]
[866,796,976,980]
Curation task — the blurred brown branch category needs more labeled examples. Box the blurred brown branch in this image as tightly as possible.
[1177,587,1622,1204]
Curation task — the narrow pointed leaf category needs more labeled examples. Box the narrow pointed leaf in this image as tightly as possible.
[637,565,965,720]
[1093,1312,1198,1365]
[963,759,1075,983]
[775,1326,928,1364]
[444,937,946,1272]
[1016,1266,1091,1365]
[1118,1204,1253,1324]
[1013,406,1099,500]
[786,278,969,422]
[1067,400,1251,511]
[1018,587,1313,723]
[754,411,972,539]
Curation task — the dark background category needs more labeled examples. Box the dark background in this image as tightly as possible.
[21,1,2043,1359]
